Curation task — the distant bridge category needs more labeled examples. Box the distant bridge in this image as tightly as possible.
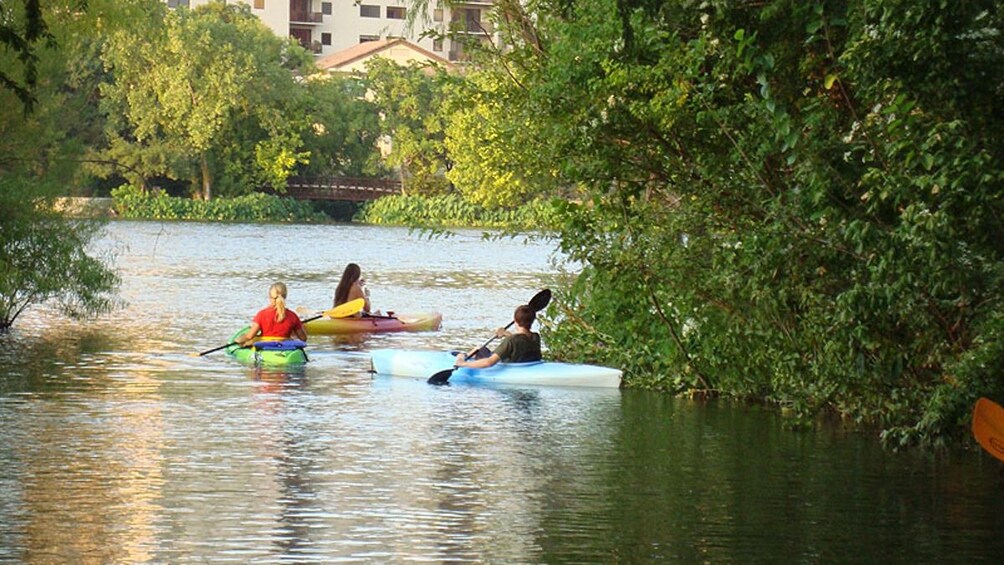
[275,176,402,202]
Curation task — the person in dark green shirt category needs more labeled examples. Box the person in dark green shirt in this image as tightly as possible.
[455,304,542,368]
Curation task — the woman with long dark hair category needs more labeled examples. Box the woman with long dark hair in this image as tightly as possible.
[333,263,371,314]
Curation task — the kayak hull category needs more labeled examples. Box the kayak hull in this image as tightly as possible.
[369,349,622,388]
[304,311,442,335]
[224,327,308,368]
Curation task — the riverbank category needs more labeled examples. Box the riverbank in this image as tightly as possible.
[53,197,116,218]
[58,192,561,230]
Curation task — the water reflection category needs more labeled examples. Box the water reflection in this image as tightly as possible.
[1,222,1003,561]
[247,368,322,559]
[8,365,165,563]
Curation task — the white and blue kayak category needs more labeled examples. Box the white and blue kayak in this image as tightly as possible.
[369,349,622,388]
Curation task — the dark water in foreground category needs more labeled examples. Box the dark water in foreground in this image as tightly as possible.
[0,221,1001,562]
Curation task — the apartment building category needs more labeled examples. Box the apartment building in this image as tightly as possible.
[165,0,495,61]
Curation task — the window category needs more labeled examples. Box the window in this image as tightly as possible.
[453,8,485,33]
[290,28,311,48]
[386,6,406,19]
[359,35,380,43]
[433,38,443,52]
[322,2,332,15]
[321,33,332,46]
[433,9,443,22]
[167,0,190,7]
[253,0,264,9]
[360,5,379,18]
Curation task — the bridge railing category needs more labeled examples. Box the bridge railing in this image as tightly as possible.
[270,176,402,202]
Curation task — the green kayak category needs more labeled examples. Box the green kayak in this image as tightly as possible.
[224,327,308,368]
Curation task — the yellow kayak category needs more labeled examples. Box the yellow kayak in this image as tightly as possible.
[304,311,442,335]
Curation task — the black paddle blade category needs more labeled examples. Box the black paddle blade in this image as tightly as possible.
[529,288,552,311]
[427,368,454,385]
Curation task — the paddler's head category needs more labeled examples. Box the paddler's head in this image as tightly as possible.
[514,304,535,330]
[268,282,289,321]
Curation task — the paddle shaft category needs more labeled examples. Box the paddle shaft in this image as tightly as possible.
[196,342,239,356]
[470,320,514,357]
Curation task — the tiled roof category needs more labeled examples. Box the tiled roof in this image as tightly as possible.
[316,38,453,71]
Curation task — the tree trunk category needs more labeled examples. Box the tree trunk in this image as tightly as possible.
[200,153,212,200]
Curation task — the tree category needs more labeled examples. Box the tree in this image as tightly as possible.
[448,0,1004,445]
[0,179,119,330]
[444,73,565,207]
[98,0,311,199]
[365,58,457,194]
[0,0,127,330]
[296,75,385,178]
[0,0,50,112]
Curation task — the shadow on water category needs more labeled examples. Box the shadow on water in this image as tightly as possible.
[592,392,1004,562]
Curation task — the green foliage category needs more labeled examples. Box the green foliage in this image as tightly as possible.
[364,59,457,195]
[0,177,120,330]
[355,194,562,230]
[97,0,311,199]
[296,76,386,178]
[111,184,326,223]
[0,0,51,111]
[444,74,569,207]
[481,0,1004,445]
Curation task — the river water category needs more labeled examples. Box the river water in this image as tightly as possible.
[0,220,1001,563]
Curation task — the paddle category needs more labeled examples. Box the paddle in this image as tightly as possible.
[300,298,366,324]
[972,397,1004,463]
[427,288,551,385]
[191,298,365,357]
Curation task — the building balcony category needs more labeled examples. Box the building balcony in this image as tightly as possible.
[449,19,494,35]
[290,11,323,24]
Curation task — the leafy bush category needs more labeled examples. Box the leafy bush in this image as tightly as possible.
[111,184,326,223]
[355,193,562,231]
[0,177,120,330]
[486,0,1004,446]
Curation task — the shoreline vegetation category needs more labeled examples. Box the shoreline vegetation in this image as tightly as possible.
[75,185,561,230]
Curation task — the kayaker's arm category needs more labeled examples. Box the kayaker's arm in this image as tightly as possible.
[237,323,261,346]
[289,311,307,341]
[456,352,500,369]
[347,281,371,314]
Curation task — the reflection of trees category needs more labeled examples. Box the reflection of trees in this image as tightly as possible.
[12,366,164,562]
[591,392,1004,562]
[423,385,622,561]
[320,333,372,350]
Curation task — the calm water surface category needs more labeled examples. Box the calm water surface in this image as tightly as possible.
[0,221,1002,563]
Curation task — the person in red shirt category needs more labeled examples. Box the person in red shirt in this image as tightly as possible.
[237,282,307,346]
